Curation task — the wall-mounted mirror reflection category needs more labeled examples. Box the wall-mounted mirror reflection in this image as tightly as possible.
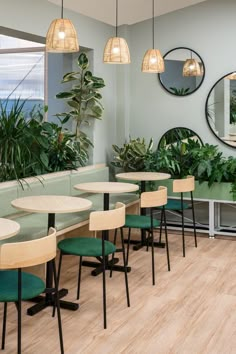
[206,72,236,148]
[158,127,203,149]
[158,47,205,96]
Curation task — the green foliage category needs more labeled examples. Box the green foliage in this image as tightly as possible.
[56,52,105,163]
[111,137,154,172]
[0,99,85,183]
[230,93,236,124]
[111,134,236,199]
[169,87,190,96]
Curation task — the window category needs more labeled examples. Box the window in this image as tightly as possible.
[0,34,45,115]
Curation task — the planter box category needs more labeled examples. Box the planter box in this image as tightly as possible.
[154,179,234,201]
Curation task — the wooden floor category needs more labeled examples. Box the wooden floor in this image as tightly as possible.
[1,231,236,354]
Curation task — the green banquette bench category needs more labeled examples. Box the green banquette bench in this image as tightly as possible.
[0,164,139,245]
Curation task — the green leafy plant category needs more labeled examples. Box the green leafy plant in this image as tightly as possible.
[111,137,154,172]
[56,53,105,164]
[0,99,85,183]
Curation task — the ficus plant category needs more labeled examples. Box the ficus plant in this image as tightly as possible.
[56,53,105,165]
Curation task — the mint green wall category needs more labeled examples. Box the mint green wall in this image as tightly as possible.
[0,0,117,164]
[128,0,236,156]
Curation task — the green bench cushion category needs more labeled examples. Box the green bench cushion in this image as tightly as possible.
[58,237,116,257]
[0,270,45,302]
[0,185,18,218]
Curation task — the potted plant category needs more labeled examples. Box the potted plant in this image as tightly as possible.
[55,53,105,165]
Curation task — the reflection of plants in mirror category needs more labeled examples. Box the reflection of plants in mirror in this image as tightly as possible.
[56,53,105,163]
[111,137,153,172]
[230,93,236,124]
[169,87,190,96]
[159,127,201,148]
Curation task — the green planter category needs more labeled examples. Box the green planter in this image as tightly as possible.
[154,180,234,201]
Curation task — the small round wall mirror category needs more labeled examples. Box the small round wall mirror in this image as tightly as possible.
[158,47,205,96]
[206,72,236,148]
[158,127,203,148]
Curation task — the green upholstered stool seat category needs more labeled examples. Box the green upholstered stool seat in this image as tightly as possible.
[58,237,116,257]
[0,270,45,302]
[125,214,160,229]
[158,199,189,211]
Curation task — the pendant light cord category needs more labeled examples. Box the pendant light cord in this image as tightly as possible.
[61,0,64,19]
[116,0,118,37]
[152,0,155,49]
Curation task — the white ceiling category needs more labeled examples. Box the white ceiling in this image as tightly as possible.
[48,0,208,26]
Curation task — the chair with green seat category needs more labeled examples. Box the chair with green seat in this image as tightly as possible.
[57,202,129,329]
[124,186,170,285]
[159,175,197,257]
[0,228,64,354]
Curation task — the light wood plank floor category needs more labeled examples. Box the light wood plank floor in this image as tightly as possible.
[1,232,236,354]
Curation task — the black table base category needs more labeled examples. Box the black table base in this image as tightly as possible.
[82,257,131,276]
[27,288,79,316]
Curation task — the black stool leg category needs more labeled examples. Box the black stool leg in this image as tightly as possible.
[120,228,130,307]
[17,269,22,354]
[126,228,131,265]
[52,259,64,354]
[110,229,118,278]
[191,191,197,248]
[1,303,7,350]
[57,251,63,288]
[77,256,83,300]
[102,234,107,329]
[181,192,185,257]
[150,209,155,286]
[159,207,164,243]
[163,206,170,271]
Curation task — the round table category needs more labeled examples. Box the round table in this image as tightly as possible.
[0,218,20,241]
[116,172,171,250]
[116,172,171,193]
[11,195,92,316]
[74,182,139,210]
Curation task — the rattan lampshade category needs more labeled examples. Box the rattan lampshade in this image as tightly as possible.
[46,18,79,53]
[103,37,130,64]
[142,49,164,73]
[226,72,236,80]
[141,0,164,73]
[183,59,201,77]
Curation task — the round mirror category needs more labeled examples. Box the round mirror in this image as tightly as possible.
[158,47,205,96]
[158,127,203,149]
[206,72,236,148]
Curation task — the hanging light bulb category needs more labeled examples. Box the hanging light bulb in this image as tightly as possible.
[103,0,131,64]
[46,0,79,53]
[183,51,201,76]
[142,0,164,73]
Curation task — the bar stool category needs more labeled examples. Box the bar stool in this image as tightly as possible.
[57,202,129,329]
[0,228,64,354]
[123,186,170,285]
[159,175,197,257]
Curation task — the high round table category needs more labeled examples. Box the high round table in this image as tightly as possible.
[11,195,92,316]
[116,172,171,250]
[0,218,20,241]
[74,181,139,275]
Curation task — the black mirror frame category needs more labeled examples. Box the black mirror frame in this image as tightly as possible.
[158,126,203,149]
[205,71,236,149]
[158,46,206,97]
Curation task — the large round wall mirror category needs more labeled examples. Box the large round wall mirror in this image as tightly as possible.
[206,72,236,148]
[158,47,205,96]
[158,127,203,149]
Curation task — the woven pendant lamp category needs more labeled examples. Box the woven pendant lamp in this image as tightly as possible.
[46,0,79,53]
[103,0,130,64]
[142,0,164,73]
[183,51,201,77]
